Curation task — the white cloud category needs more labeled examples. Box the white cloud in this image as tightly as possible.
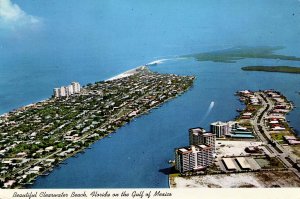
[0,0,40,29]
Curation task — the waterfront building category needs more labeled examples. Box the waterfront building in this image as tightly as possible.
[72,82,81,93]
[189,127,215,152]
[175,145,213,173]
[53,88,60,98]
[227,121,238,132]
[283,135,300,145]
[53,82,81,98]
[249,96,259,105]
[59,86,67,97]
[67,85,74,96]
[210,121,229,137]
[228,131,254,139]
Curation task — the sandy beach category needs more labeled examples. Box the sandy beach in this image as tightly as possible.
[106,66,147,81]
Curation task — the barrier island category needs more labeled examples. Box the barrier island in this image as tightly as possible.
[0,66,195,188]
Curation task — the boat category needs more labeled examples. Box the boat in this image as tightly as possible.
[168,160,174,164]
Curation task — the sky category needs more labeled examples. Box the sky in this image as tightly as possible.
[1,0,300,53]
[0,0,39,25]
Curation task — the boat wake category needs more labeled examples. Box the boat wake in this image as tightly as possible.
[200,101,215,123]
[145,57,188,66]
[145,59,170,66]
[107,56,187,81]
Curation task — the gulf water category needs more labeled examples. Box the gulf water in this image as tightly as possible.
[0,0,299,188]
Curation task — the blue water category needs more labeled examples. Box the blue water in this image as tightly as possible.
[0,0,300,188]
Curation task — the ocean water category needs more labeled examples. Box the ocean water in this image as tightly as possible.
[0,0,300,188]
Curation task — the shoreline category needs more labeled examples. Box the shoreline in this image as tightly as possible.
[106,66,147,81]
[0,66,148,117]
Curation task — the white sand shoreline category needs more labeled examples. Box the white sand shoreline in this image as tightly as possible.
[106,65,147,81]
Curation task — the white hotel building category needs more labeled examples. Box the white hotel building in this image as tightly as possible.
[175,127,216,173]
[189,127,216,151]
[175,145,214,173]
[210,121,239,138]
[53,82,81,98]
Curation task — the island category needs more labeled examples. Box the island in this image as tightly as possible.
[182,46,300,63]
[241,66,300,74]
[170,89,300,188]
[0,66,195,188]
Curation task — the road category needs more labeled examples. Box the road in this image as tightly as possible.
[251,92,300,178]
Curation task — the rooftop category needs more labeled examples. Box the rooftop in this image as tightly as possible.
[189,127,206,134]
[236,157,251,169]
[222,158,237,170]
[211,121,227,126]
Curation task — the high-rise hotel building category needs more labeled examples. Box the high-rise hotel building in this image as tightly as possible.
[71,82,81,93]
[189,127,216,150]
[175,145,214,173]
[53,82,81,98]
[210,121,229,138]
[175,127,216,173]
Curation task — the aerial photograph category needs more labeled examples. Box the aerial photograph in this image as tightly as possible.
[1,0,300,192]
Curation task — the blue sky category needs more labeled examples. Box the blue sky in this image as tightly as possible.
[2,0,300,51]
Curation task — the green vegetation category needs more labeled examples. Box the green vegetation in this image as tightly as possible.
[183,46,300,63]
[255,157,284,169]
[270,132,292,142]
[242,66,300,74]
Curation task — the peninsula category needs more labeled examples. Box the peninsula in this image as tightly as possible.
[241,66,300,74]
[0,66,195,188]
